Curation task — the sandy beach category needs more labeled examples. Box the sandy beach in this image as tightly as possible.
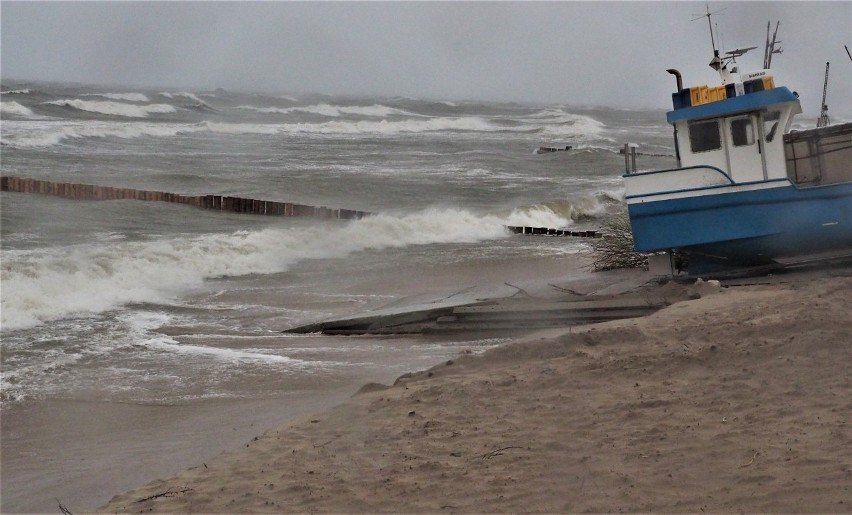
[99,268,852,513]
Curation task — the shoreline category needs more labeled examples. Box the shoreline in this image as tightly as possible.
[1,251,596,514]
[99,267,852,513]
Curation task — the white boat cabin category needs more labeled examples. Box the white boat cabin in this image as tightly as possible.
[669,77,801,184]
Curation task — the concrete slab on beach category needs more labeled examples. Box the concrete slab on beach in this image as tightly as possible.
[285,252,852,336]
[285,268,688,335]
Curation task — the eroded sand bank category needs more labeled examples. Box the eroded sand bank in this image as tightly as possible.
[100,272,852,513]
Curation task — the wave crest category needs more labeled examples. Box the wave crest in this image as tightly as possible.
[236,103,419,118]
[509,192,624,224]
[0,101,34,117]
[162,92,205,104]
[0,121,200,147]
[83,92,150,102]
[46,99,176,117]
[1,206,573,331]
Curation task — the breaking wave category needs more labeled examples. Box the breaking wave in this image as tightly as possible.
[83,92,150,102]
[1,206,573,331]
[162,91,205,104]
[46,99,177,117]
[1,109,608,148]
[137,335,307,364]
[507,191,623,224]
[207,117,501,135]
[0,101,34,117]
[236,103,419,118]
[531,111,607,138]
[0,121,199,147]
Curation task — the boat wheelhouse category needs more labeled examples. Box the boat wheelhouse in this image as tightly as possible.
[622,20,852,274]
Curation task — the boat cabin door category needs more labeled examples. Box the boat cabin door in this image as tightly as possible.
[724,114,766,182]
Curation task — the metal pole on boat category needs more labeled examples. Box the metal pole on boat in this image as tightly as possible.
[667,69,683,166]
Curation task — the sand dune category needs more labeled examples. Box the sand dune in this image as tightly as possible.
[100,273,852,513]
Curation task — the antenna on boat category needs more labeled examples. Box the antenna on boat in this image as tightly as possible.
[692,2,754,79]
[845,45,852,63]
[693,3,725,56]
[817,62,830,128]
[763,21,782,69]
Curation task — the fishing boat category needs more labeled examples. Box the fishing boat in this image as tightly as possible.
[622,14,852,274]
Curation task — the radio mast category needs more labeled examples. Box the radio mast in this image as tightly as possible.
[763,21,782,69]
[817,62,830,128]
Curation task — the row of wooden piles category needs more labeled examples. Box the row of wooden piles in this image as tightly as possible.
[507,225,601,238]
[0,176,371,220]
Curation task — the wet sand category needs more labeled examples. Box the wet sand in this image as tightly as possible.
[99,270,852,513]
[0,393,360,514]
[2,251,593,514]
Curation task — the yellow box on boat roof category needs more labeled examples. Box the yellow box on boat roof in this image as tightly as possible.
[707,85,727,102]
[689,85,709,106]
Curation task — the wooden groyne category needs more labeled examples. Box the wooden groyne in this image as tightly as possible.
[507,225,601,238]
[0,176,371,220]
[1,176,608,234]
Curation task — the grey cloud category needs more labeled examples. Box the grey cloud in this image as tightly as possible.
[2,1,850,116]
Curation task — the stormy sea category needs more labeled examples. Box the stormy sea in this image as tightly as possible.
[1,82,677,512]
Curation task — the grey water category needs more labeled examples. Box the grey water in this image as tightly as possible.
[1,81,676,512]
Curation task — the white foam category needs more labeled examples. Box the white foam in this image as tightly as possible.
[162,91,204,103]
[237,103,420,118]
[123,311,175,334]
[1,207,571,331]
[234,105,289,114]
[0,111,550,148]
[0,89,31,95]
[121,311,320,366]
[83,92,150,102]
[202,121,280,135]
[503,204,580,227]
[203,116,499,135]
[541,115,606,138]
[598,188,626,202]
[503,191,626,225]
[46,99,176,117]
[309,116,496,134]
[138,336,303,364]
[1,101,34,117]
[0,120,199,147]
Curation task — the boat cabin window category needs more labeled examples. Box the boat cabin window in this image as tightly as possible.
[689,120,721,153]
[730,117,755,147]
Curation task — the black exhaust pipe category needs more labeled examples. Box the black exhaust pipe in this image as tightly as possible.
[667,69,683,91]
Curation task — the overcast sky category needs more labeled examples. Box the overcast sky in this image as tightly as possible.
[2,1,850,116]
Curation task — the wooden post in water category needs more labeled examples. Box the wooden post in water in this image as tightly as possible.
[0,175,372,220]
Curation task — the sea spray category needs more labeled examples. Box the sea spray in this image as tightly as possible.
[235,103,421,118]
[0,120,202,147]
[137,334,311,365]
[46,99,177,117]
[0,101,34,117]
[1,206,570,331]
[162,91,206,104]
[82,93,151,102]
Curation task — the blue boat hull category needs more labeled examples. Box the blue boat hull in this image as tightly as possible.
[628,181,852,272]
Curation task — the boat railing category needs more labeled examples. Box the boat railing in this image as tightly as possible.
[623,165,740,199]
[784,121,852,186]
